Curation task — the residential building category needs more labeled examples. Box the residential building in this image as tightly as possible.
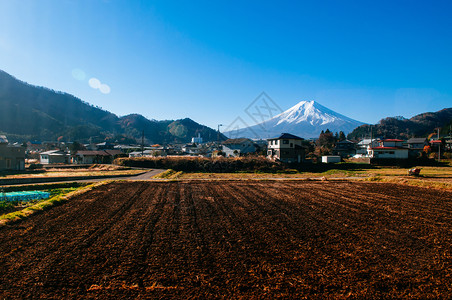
[406,137,428,158]
[191,133,203,144]
[356,139,380,155]
[445,136,452,151]
[222,138,257,157]
[367,139,409,159]
[267,133,305,163]
[73,150,123,164]
[96,142,115,150]
[40,150,69,164]
[0,135,25,171]
[333,140,356,158]
[429,140,443,152]
[407,138,428,150]
[129,150,153,158]
[379,139,405,148]
[182,144,202,155]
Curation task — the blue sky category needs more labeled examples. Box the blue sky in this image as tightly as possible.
[0,0,451,130]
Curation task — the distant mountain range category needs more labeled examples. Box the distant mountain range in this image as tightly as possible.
[224,100,365,139]
[0,70,225,144]
[348,108,452,140]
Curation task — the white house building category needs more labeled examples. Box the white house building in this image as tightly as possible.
[40,150,69,164]
[191,133,203,144]
[356,139,380,155]
[367,139,408,159]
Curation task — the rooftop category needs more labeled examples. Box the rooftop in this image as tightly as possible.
[407,138,427,143]
[268,133,303,140]
[0,135,8,144]
[370,146,407,150]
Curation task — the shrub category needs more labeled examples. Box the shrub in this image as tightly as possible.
[114,156,286,173]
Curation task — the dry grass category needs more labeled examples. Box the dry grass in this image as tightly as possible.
[363,176,452,190]
[177,165,452,190]
[1,169,144,179]
[153,169,183,179]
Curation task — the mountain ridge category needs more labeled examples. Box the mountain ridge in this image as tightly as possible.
[0,70,225,144]
[348,108,452,140]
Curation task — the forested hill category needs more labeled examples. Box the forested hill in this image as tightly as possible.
[348,108,452,140]
[0,70,225,143]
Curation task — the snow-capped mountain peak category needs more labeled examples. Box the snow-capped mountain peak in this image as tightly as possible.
[225,100,364,139]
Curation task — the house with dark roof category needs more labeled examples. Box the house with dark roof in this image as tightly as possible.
[333,140,356,158]
[0,135,25,171]
[406,137,428,158]
[222,138,257,157]
[407,138,428,150]
[73,150,123,164]
[267,133,305,163]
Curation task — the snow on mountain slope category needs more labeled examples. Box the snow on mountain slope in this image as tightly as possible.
[224,100,365,139]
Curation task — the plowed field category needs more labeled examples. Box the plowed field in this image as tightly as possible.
[1,181,451,299]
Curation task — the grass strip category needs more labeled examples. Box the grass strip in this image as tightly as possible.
[154,169,183,179]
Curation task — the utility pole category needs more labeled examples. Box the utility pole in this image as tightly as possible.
[217,124,223,149]
[141,130,144,157]
[438,128,441,162]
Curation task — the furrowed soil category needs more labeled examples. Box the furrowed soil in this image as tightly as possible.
[0,181,451,299]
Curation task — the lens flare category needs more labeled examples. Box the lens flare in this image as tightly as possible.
[71,68,86,81]
[99,83,111,94]
[88,78,101,89]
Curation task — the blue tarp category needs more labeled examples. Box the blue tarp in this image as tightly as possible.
[0,191,50,202]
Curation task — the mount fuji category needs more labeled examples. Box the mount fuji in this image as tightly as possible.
[224,100,365,139]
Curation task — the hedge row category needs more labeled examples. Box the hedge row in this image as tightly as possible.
[114,156,286,173]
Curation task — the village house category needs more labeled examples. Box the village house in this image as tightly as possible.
[445,135,452,151]
[73,150,123,164]
[95,142,115,150]
[267,133,305,163]
[182,144,202,155]
[429,139,443,152]
[128,148,168,157]
[26,141,44,152]
[333,140,356,158]
[222,138,257,157]
[407,137,428,150]
[0,135,25,171]
[406,137,428,157]
[39,150,70,164]
[356,138,380,155]
[367,139,408,159]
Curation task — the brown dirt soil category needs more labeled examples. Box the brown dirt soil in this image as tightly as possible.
[0,181,451,299]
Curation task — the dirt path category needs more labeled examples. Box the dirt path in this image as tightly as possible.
[0,181,451,298]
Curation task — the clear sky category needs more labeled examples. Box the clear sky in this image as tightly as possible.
[0,0,451,130]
